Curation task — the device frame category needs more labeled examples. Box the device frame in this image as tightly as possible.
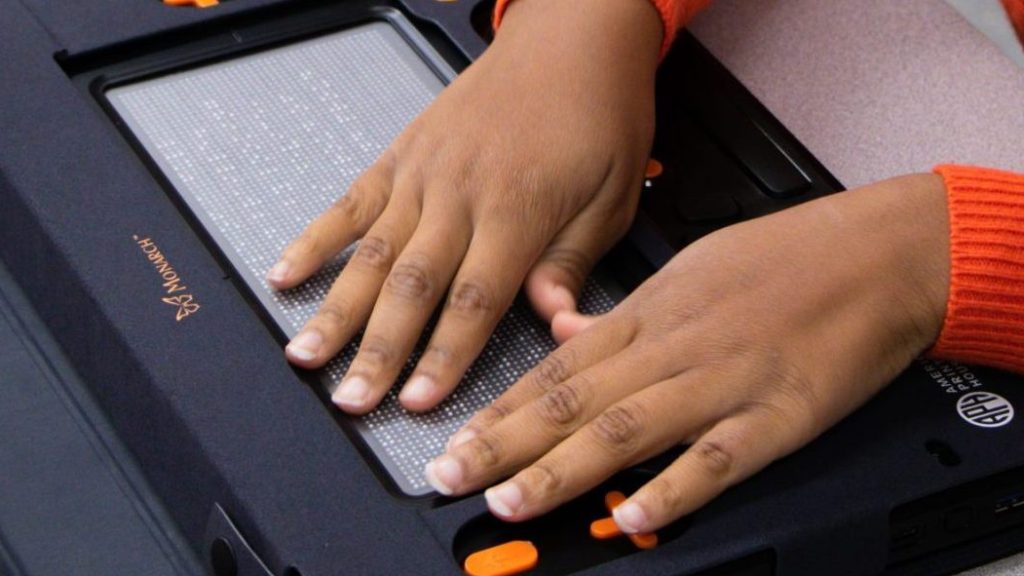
[79,1,631,500]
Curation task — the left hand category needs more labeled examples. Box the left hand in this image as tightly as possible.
[424,173,950,533]
[267,0,662,414]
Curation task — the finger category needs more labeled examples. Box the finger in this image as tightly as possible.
[268,156,393,289]
[398,226,541,412]
[524,206,628,323]
[333,211,472,414]
[284,201,418,369]
[478,373,725,522]
[448,312,637,449]
[551,310,601,345]
[425,346,678,496]
[613,408,804,534]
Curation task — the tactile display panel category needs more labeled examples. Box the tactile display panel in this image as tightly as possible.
[107,18,618,495]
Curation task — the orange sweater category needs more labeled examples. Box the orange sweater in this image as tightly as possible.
[493,0,1024,374]
[1005,0,1024,44]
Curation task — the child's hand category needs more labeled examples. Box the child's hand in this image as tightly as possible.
[426,174,950,532]
[268,0,663,414]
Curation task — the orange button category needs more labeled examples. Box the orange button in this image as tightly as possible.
[644,159,663,179]
[590,517,621,540]
[604,491,627,512]
[163,0,219,7]
[464,540,539,576]
[627,532,658,550]
[601,491,659,550]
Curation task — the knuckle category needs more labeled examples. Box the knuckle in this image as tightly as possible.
[486,401,513,421]
[467,403,510,432]
[499,166,542,207]
[447,280,493,316]
[519,462,562,497]
[386,257,433,301]
[422,344,456,369]
[742,397,816,446]
[713,345,821,434]
[316,301,350,329]
[530,351,575,394]
[691,440,734,480]
[738,399,785,430]
[329,192,363,222]
[643,476,685,514]
[591,404,645,453]
[760,361,821,428]
[353,236,394,270]
[778,369,819,414]
[537,382,586,430]
[442,153,480,196]
[466,433,502,468]
[489,170,560,230]
[355,335,392,369]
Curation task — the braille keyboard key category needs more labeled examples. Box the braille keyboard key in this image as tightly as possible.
[602,492,659,550]
[464,541,539,576]
[662,116,750,223]
[675,190,740,224]
[590,517,621,540]
[605,491,627,510]
[741,121,812,199]
[163,0,219,7]
[674,62,811,199]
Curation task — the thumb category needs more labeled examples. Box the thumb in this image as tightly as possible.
[525,207,626,323]
[551,310,601,344]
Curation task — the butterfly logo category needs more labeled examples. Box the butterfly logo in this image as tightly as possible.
[162,294,201,321]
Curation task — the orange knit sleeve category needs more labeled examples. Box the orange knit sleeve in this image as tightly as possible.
[929,165,1024,373]
[492,0,712,57]
[1003,0,1024,44]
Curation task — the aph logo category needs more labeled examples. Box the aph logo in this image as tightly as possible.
[162,294,201,322]
[957,392,1014,428]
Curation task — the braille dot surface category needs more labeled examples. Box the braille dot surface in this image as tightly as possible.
[108,22,617,495]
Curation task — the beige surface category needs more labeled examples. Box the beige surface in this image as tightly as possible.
[690,0,1024,190]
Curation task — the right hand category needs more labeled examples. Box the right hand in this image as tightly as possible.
[427,174,951,531]
[267,0,664,413]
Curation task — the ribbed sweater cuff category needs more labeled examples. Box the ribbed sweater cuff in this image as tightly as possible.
[492,0,711,58]
[928,164,1024,373]
[648,0,712,56]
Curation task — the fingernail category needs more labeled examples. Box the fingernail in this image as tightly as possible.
[424,455,462,495]
[286,330,322,362]
[485,483,523,518]
[613,502,647,534]
[447,428,476,451]
[267,260,291,285]
[332,376,370,410]
[400,375,435,405]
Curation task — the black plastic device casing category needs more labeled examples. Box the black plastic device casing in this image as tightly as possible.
[2,1,1024,575]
